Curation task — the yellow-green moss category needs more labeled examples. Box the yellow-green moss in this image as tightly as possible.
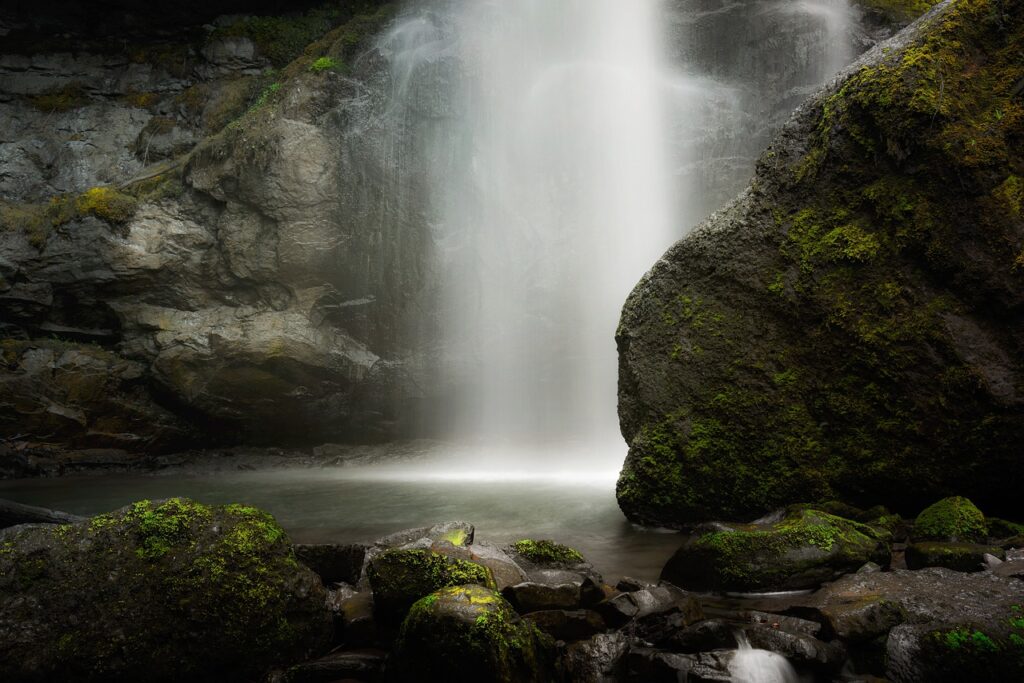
[309,56,341,72]
[510,539,583,565]
[75,187,138,224]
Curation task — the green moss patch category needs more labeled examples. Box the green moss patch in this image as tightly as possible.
[510,539,584,565]
[914,496,987,542]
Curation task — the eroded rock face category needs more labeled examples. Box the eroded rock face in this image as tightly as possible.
[616,0,1024,526]
[0,498,332,683]
[0,2,439,447]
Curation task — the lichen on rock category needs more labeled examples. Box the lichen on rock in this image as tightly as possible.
[0,498,331,682]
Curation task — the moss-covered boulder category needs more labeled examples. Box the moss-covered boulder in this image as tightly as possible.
[913,496,988,542]
[905,541,1005,572]
[0,498,331,683]
[387,584,555,683]
[366,548,495,629]
[661,509,891,592]
[616,0,1024,527]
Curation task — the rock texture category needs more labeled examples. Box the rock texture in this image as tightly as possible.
[0,498,332,683]
[0,1,431,449]
[617,0,1024,526]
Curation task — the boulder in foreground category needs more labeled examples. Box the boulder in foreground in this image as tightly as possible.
[387,584,555,683]
[0,498,331,682]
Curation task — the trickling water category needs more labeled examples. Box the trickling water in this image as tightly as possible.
[372,0,857,466]
[730,631,801,683]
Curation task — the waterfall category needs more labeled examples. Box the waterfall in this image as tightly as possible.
[373,0,856,466]
[729,630,800,683]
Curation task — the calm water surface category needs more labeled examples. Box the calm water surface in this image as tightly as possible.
[0,463,683,582]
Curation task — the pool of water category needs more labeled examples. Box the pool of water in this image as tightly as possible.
[0,459,684,582]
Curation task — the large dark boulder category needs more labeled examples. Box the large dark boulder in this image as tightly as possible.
[0,498,331,682]
[616,0,1024,526]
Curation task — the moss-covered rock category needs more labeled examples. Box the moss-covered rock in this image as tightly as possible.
[387,584,555,683]
[913,496,988,542]
[855,0,943,26]
[989,518,1024,539]
[509,539,584,565]
[905,541,1005,572]
[0,498,331,682]
[366,548,496,629]
[660,508,891,592]
[617,0,1024,527]
[890,619,1024,682]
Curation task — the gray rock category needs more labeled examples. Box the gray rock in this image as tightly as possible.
[294,543,367,586]
[740,624,845,670]
[283,649,385,683]
[0,498,83,528]
[524,609,606,643]
[502,581,580,613]
[562,632,630,683]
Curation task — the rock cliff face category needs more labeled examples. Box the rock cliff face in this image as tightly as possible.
[617,0,1024,526]
[0,1,437,448]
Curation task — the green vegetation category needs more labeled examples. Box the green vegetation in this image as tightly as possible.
[75,186,138,224]
[510,539,584,565]
[390,585,554,683]
[914,496,987,542]
[367,549,496,628]
[309,56,341,72]
[676,508,889,590]
[1,185,137,248]
[211,1,393,69]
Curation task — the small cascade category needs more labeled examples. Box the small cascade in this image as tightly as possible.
[729,630,800,683]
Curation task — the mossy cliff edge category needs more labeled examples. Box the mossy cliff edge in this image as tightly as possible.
[617,0,1024,526]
